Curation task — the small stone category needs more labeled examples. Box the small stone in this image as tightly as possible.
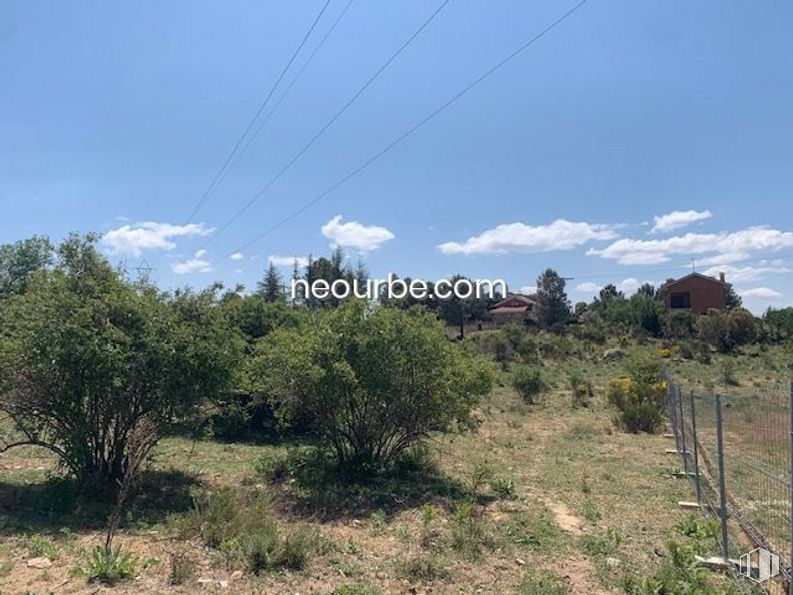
[218,580,229,588]
[606,557,621,569]
[515,558,526,566]
[27,557,52,569]
[198,577,214,585]
[230,570,244,580]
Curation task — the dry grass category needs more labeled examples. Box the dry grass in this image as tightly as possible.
[1,338,786,593]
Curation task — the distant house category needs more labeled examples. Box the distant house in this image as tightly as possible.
[490,294,536,326]
[658,272,727,314]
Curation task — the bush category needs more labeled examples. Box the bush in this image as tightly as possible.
[569,373,594,408]
[697,308,756,353]
[0,235,242,486]
[607,357,666,433]
[175,489,313,573]
[251,302,492,473]
[168,552,195,585]
[664,311,696,340]
[512,366,548,404]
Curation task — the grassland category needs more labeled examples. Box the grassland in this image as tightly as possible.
[0,335,789,594]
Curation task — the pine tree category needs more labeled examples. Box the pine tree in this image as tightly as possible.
[260,262,283,303]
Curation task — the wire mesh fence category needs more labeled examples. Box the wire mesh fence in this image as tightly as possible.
[667,378,793,594]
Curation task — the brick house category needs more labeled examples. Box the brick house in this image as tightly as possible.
[490,294,537,326]
[658,272,727,314]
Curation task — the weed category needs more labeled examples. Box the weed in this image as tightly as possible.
[85,545,137,585]
[518,571,570,595]
[450,501,485,560]
[579,527,621,556]
[489,477,517,500]
[369,509,387,534]
[503,511,563,554]
[420,503,435,548]
[395,554,449,581]
[168,552,195,585]
[581,500,601,524]
[329,585,384,595]
[25,534,59,560]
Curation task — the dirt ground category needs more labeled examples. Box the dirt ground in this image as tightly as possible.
[2,341,775,594]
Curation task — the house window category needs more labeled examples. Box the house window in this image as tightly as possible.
[670,292,691,309]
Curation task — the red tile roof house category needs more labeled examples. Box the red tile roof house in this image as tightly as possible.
[658,272,728,314]
[490,294,537,326]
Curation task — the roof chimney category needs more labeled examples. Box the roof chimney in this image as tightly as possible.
[719,272,725,283]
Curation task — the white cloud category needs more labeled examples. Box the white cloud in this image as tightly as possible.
[438,219,619,255]
[740,287,783,300]
[651,209,712,233]
[269,255,308,268]
[101,221,213,257]
[518,285,537,295]
[171,250,213,274]
[321,215,395,252]
[575,282,600,293]
[702,264,790,284]
[589,226,793,265]
[230,252,244,261]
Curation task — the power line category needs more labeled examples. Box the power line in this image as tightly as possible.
[221,0,589,260]
[197,0,453,251]
[180,0,333,227]
[236,0,357,163]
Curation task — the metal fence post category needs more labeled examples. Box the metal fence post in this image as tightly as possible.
[788,381,792,595]
[671,382,680,451]
[678,385,688,474]
[689,390,701,505]
[715,393,730,562]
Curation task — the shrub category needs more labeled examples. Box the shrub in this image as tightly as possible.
[569,373,594,408]
[512,366,548,404]
[0,235,242,486]
[175,489,313,573]
[85,545,137,585]
[396,554,449,581]
[450,501,485,560]
[607,357,666,433]
[490,477,517,500]
[697,308,756,353]
[251,302,492,473]
[721,361,739,386]
[168,552,195,585]
[664,311,696,340]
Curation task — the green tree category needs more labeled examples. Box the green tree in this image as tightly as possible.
[534,269,570,330]
[259,262,284,303]
[0,235,53,297]
[251,302,492,472]
[0,235,242,486]
[435,275,493,339]
[724,283,742,309]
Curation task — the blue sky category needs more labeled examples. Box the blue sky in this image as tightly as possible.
[2,0,792,312]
